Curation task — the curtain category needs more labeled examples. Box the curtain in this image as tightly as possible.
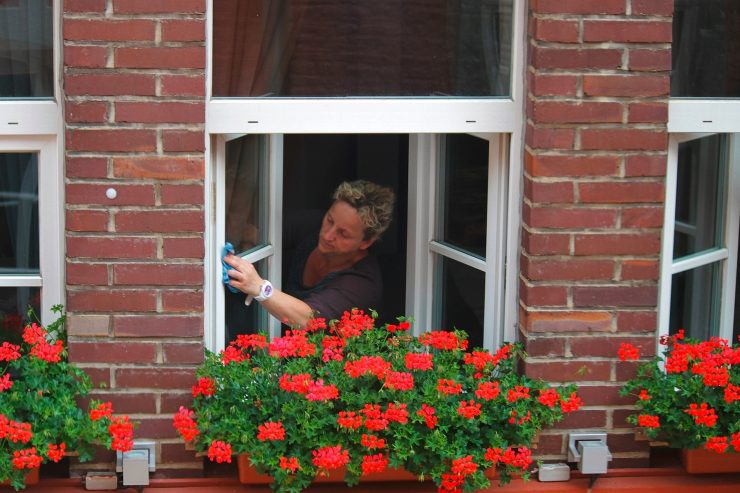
[211,0,512,97]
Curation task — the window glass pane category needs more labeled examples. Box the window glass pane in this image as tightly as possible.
[0,0,54,99]
[0,286,40,345]
[225,259,268,342]
[672,0,740,97]
[0,153,39,274]
[212,0,513,97]
[670,262,721,340]
[674,135,725,259]
[434,256,484,349]
[437,134,488,258]
[225,135,269,254]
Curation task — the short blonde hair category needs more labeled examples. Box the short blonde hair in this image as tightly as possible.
[333,180,395,240]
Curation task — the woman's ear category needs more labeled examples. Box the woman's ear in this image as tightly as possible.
[359,236,378,251]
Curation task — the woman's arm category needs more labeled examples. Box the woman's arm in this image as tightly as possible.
[224,253,314,328]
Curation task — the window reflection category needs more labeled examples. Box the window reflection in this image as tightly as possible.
[437,134,489,258]
[672,0,740,97]
[225,135,268,254]
[0,153,39,273]
[670,263,720,340]
[674,135,725,259]
[435,256,484,349]
[0,0,54,98]
[212,0,513,97]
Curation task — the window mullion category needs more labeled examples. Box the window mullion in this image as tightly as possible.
[212,135,227,351]
[719,134,740,340]
[268,134,284,340]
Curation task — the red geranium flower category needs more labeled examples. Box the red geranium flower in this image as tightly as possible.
[257,421,285,441]
[207,440,232,463]
[617,343,640,361]
[312,445,349,470]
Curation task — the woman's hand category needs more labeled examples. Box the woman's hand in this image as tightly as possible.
[223,253,263,296]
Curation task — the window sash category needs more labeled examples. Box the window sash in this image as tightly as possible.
[659,132,740,345]
[0,136,62,325]
[208,132,517,351]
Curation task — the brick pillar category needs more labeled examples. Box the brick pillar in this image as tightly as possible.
[522,0,673,466]
[63,0,206,474]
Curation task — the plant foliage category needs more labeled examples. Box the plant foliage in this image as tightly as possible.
[0,306,134,490]
[175,310,581,493]
[619,331,740,453]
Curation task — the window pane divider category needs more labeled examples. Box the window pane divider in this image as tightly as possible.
[240,245,275,265]
[671,248,729,275]
[0,276,42,287]
[429,240,486,272]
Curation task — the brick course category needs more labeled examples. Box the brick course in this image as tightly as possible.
[64,1,205,475]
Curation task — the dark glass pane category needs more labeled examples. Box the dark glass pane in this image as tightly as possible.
[225,259,268,342]
[0,153,39,273]
[0,286,40,345]
[672,0,740,97]
[435,256,484,349]
[225,135,269,254]
[670,263,721,340]
[438,134,488,258]
[674,135,725,259]
[212,0,512,97]
[0,0,54,98]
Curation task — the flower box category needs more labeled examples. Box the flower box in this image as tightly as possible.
[175,311,581,493]
[238,454,418,484]
[0,467,38,487]
[237,454,502,484]
[681,449,740,474]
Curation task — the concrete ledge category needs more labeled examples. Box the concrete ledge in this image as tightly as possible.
[16,470,740,492]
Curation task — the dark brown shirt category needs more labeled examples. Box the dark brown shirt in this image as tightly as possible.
[285,236,383,321]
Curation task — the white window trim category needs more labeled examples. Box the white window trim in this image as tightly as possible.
[0,0,63,325]
[0,136,64,325]
[658,131,740,347]
[204,0,526,350]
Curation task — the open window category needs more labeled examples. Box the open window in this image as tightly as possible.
[205,0,524,350]
[660,133,740,342]
[213,133,510,350]
[664,1,740,344]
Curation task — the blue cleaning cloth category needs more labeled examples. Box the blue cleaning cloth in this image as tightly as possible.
[221,242,239,293]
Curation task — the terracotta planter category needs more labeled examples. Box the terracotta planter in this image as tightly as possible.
[681,448,740,473]
[1,467,40,486]
[238,454,418,484]
[237,454,502,485]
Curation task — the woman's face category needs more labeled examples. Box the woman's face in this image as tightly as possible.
[318,200,375,257]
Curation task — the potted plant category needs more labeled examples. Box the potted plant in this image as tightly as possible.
[174,310,581,493]
[1,306,135,490]
[618,331,740,473]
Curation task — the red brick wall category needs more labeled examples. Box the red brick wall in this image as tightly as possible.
[63,0,206,475]
[522,0,672,466]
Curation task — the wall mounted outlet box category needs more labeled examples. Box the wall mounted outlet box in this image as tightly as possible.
[85,472,118,490]
[538,463,571,482]
[122,453,150,486]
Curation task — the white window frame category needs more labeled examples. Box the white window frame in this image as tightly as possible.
[0,0,63,325]
[204,0,526,350]
[660,112,740,344]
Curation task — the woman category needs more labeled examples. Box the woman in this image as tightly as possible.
[224,180,395,327]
